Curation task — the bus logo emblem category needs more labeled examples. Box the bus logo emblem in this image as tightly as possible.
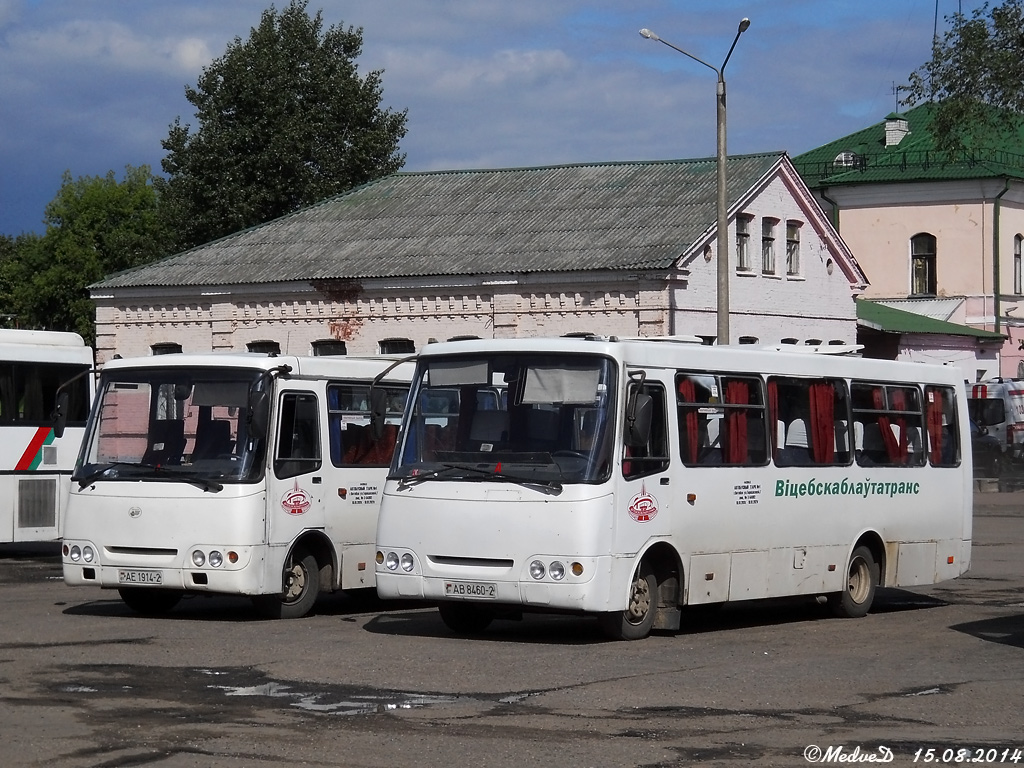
[281,482,312,516]
[628,485,658,522]
[128,507,142,518]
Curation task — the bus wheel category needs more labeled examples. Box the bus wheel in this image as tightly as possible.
[828,545,879,618]
[118,588,182,615]
[438,602,493,635]
[599,566,657,641]
[252,549,319,619]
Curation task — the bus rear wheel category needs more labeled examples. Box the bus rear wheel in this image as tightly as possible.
[828,545,879,618]
[252,549,320,619]
[599,566,657,641]
[118,588,182,615]
[438,602,493,635]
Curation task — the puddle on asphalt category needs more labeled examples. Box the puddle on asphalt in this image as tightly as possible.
[52,664,530,717]
[197,668,475,715]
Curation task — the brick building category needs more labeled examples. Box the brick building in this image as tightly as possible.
[89,153,867,363]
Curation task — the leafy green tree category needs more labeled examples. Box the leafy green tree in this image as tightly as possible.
[0,166,168,344]
[904,0,1024,152]
[161,0,408,250]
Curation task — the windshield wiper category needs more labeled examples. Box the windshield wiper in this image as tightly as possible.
[75,462,223,493]
[398,462,561,495]
[75,462,149,490]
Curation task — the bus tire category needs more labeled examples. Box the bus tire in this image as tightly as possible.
[598,566,657,641]
[118,588,182,615]
[252,549,319,619]
[438,602,493,635]
[828,545,879,618]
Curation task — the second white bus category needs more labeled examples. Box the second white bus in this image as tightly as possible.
[61,352,411,618]
[0,329,93,543]
[374,336,972,640]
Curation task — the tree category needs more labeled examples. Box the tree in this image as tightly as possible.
[0,166,169,344]
[904,0,1024,153]
[161,0,408,250]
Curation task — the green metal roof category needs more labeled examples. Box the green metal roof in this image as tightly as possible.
[792,103,1024,188]
[856,299,1004,339]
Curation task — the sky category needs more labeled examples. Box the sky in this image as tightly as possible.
[0,0,978,237]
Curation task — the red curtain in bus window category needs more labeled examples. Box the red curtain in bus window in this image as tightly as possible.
[678,377,699,464]
[724,379,749,464]
[927,388,944,464]
[767,378,779,462]
[890,388,909,463]
[808,381,835,464]
[872,387,901,463]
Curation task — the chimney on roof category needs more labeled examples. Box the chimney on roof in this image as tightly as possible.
[885,113,910,147]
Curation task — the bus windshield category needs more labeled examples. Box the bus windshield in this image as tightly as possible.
[395,353,615,486]
[74,367,270,487]
[968,397,1005,427]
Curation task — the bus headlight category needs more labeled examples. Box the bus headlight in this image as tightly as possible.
[69,545,81,562]
[549,561,565,581]
[192,550,206,567]
[529,560,546,580]
[208,550,224,568]
[385,552,400,571]
[400,553,415,572]
[82,546,95,563]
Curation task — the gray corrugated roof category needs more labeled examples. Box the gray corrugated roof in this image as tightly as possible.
[94,154,784,290]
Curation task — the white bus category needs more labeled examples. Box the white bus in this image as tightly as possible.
[60,352,412,618]
[0,329,93,543]
[374,336,972,640]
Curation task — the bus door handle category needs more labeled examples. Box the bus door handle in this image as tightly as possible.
[660,477,669,485]
[312,476,322,484]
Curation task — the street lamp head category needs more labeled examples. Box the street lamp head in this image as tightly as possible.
[738,18,751,34]
[639,28,660,41]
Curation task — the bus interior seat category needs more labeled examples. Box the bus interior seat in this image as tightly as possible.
[745,418,767,463]
[192,419,233,460]
[366,423,399,464]
[143,420,186,466]
[698,416,723,464]
[469,410,509,450]
[526,408,560,450]
[779,418,812,464]
[856,421,888,465]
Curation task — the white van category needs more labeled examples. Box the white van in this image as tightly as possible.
[968,378,1024,460]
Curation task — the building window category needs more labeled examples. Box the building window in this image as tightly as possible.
[311,339,347,356]
[151,342,182,355]
[247,340,281,355]
[910,233,937,296]
[736,215,753,271]
[379,338,415,354]
[1015,234,1023,295]
[762,218,777,275]
[786,221,802,276]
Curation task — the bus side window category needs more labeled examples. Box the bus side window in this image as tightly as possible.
[275,392,322,479]
[623,383,668,479]
[926,385,960,467]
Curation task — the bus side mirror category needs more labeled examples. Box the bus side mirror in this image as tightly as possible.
[369,388,387,441]
[625,392,653,447]
[52,391,70,439]
[249,390,270,436]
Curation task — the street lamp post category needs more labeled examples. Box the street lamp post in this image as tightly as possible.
[640,19,750,345]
